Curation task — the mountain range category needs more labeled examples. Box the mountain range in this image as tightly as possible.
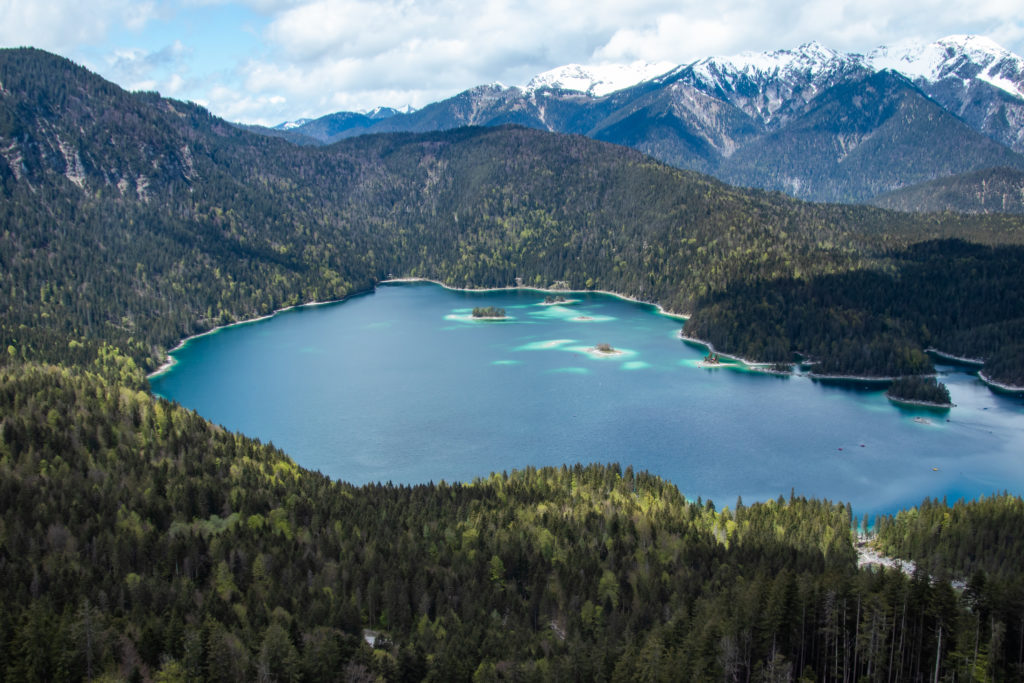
[266,36,1024,204]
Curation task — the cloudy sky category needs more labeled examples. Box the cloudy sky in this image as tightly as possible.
[2,0,1023,125]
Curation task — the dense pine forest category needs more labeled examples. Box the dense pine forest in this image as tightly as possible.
[3,365,1024,681]
[885,376,953,406]
[871,167,1024,215]
[2,48,1024,680]
[685,240,1024,382]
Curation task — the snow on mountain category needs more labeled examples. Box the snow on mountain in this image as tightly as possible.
[690,41,855,85]
[363,105,415,119]
[274,118,312,131]
[272,105,418,133]
[275,36,1023,136]
[524,61,674,97]
[265,35,1024,158]
[867,35,1024,100]
[669,42,867,126]
[521,36,1023,105]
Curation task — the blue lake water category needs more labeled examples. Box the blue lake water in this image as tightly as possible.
[150,282,1024,517]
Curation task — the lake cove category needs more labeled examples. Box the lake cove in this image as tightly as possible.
[150,282,1024,517]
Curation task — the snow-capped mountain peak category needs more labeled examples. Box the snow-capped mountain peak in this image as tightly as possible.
[691,41,857,86]
[675,42,867,126]
[267,34,1024,160]
[523,61,674,97]
[867,35,1024,100]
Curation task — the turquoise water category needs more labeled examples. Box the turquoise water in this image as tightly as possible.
[150,282,1024,516]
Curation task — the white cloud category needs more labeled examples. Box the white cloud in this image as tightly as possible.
[3,0,1023,125]
[124,1,160,30]
[593,1,1024,64]
[0,0,157,51]
[165,73,186,94]
[238,0,1023,123]
[596,14,757,64]
[202,82,298,122]
[242,0,680,120]
[183,0,304,11]
[104,41,191,86]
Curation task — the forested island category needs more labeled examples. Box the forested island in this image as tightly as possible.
[471,306,507,319]
[1,48,1024,681]
[886,376,954,406]
[588,342,623,357]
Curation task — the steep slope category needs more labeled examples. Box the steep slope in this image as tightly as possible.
[523,61,674,96]
[666,41,870,129]
[869,35,1024,153]
[867,35,1024,101]
[871,166,1024,214]
[0,48,221,192]
[582,43,869,180]
[718,70,1024,201]
[585,80,762,173]
[0,48,392,370]
[923,78,1024,154]
[356,84,548,134]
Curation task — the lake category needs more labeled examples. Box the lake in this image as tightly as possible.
[150,282,1024,517]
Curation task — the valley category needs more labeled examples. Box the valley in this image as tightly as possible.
[1,44,1024,681]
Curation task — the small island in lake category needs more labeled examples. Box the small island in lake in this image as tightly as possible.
[886,376,953,408]
[540,295,577,305]
[698,352,726,368]
[588,342,624,357]
[471,306,507,319]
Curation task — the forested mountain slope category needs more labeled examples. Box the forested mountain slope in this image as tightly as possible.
[2,364,1023,681]
[3,48,1024,383]
[871,167,1024,214]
